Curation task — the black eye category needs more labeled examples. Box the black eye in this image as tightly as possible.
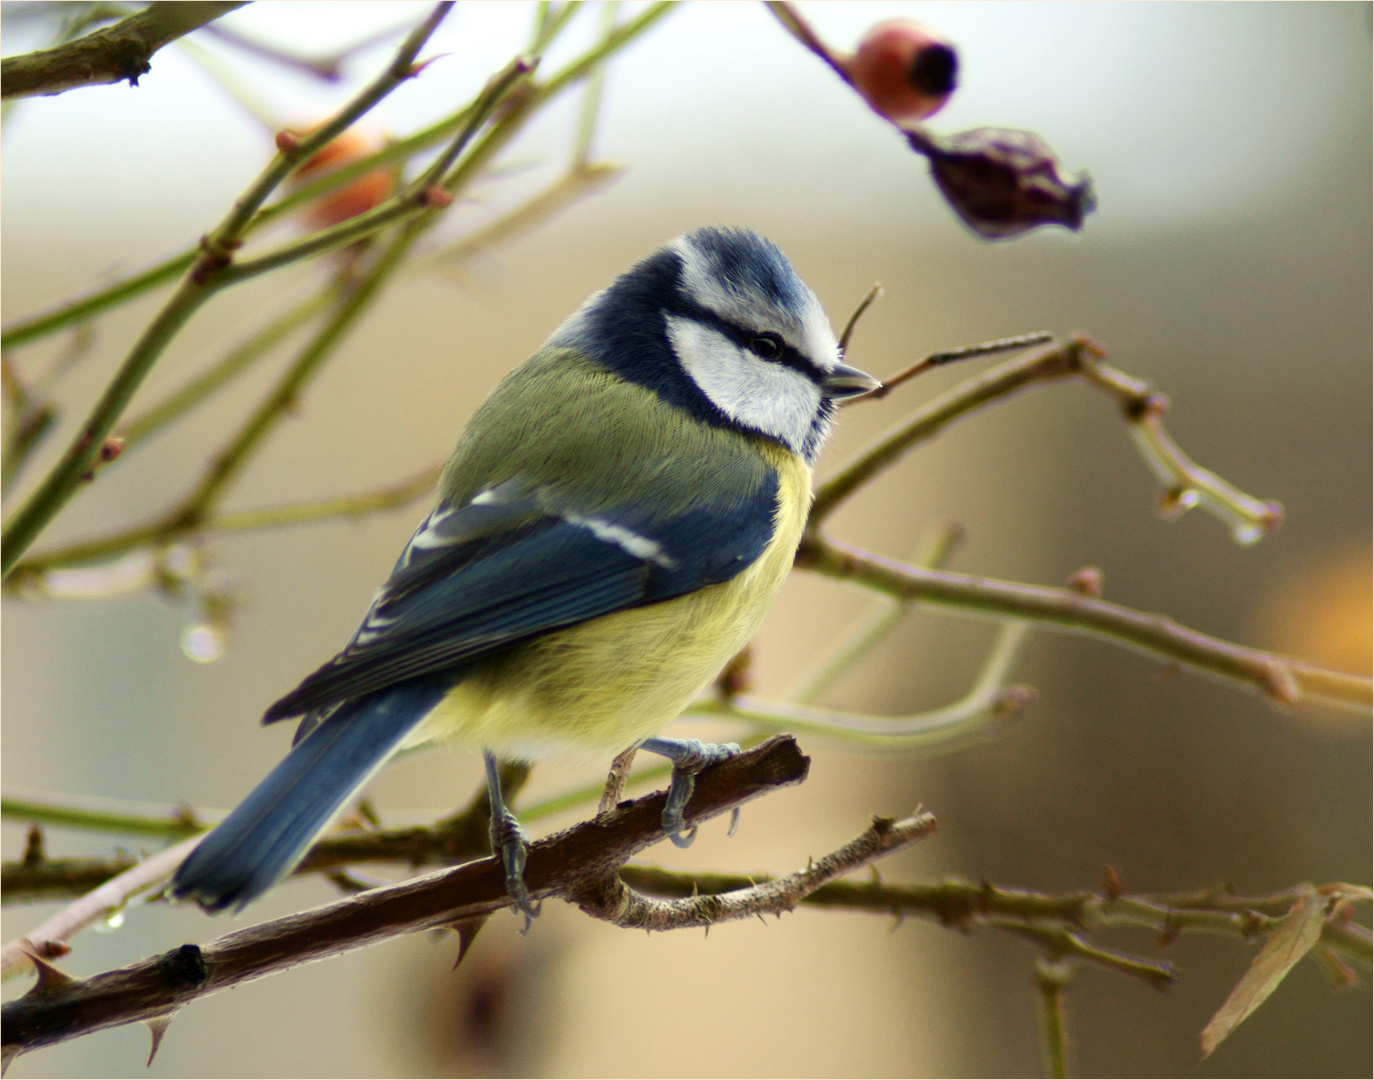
[748,333,785,361]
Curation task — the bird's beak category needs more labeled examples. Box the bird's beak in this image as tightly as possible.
[823,361,882,400]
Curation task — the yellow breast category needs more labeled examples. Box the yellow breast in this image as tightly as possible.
[411,442,811,760]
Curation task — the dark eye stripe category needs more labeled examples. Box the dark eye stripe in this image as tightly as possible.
[677,305,827,383]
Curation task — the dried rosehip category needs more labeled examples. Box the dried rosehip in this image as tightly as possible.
[908,127,1096,239]
[844,20,958,123]
[288,128,395,230]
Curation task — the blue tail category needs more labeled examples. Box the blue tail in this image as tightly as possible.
[171,676,450,913]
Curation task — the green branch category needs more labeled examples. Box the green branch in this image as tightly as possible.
[0,4,456,578]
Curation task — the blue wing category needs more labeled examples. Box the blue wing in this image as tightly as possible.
[262,472,781,724]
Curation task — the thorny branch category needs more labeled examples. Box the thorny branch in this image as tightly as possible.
[617,869,1372,985]
[0,2,247,100]
[0,738,813,1061]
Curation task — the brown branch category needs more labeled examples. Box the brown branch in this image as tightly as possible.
[574,812,936,931]
[616,870,1371,981]
[0,737,808,1060]
[794,535,1372,713]
[1,2,247,100]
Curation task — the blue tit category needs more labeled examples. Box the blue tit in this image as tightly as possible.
[170,225,879,918]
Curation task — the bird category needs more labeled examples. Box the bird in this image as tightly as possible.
[170,225,880,919]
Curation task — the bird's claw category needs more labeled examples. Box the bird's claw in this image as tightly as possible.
[652,739,740,845]
[490,807,540,929]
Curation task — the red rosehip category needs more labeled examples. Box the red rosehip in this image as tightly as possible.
[288,128,395,229]
[845,20,959,124]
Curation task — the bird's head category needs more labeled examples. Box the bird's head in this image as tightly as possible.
[546,226,879,463]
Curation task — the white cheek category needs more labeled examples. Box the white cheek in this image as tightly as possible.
[666,316,820,453]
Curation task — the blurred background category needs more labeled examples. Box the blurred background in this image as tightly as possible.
[2,2,1370,1076]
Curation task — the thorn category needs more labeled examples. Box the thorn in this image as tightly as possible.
[144,1012,175,1066]
[450,916,488,971]
[1157,924,1180,950]
[1101,864,1122,900]
[869,865,883,884]
[19,946,78,994]
[2,1044,18,1077]
[727,807,741,838]
[407,53,450,78]
[703,924,710,939]
[756,912,769,927]
[22,823,44,866]
[1258,663,1300,707]
[1153,661,1182,682]
[353,796,381,829]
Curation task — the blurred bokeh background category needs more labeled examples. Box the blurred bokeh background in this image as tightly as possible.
[2,2,1370,1076]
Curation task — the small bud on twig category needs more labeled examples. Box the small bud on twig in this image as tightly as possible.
[1068,566,1104,598]
[274,129,302,154]
[420,185,454,209]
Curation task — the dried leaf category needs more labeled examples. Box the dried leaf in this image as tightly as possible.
[908,127,1095,239]
[1201,886,1324,1058]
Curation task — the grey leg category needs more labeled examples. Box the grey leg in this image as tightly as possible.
[638,736,740,847]
[485,751,539,927]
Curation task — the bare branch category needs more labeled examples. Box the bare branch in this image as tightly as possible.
[795,533,1372,713]
[0,737,808,1060]
[0,2,457,577]
[574,811,936,931]
[1,2,247,100]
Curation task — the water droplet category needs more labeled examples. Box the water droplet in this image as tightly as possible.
[94,907,125,932]
[1232,523,1264,547]
[1158,487,1200,520]
[181,623,225,663]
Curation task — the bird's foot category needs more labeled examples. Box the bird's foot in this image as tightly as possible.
[489,807,540,930]
[638,737,740,847]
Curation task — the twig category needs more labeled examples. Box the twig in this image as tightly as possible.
[4,3,676,586]
[788,523,964,704]
[1,250,195,351]
[1036,959,1072,1079]
[0,3,457,578]
[202,17,418,82]
[810,335,1283,545]
[838,283,882,356]
[795,533,1372,713]
[617,870,1370,981]
[0,737,809,1060]
[857,330,1056,403]
[598,747,639,816]
[573,811,937,931]
[424,161,623,272]
[763,2,853,86]
[119,287,337,453]
[0,834,205,980]
[1,791,209,839]
[688,621,1034,752]
[0,2,247,100]
[0,3,674,353]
